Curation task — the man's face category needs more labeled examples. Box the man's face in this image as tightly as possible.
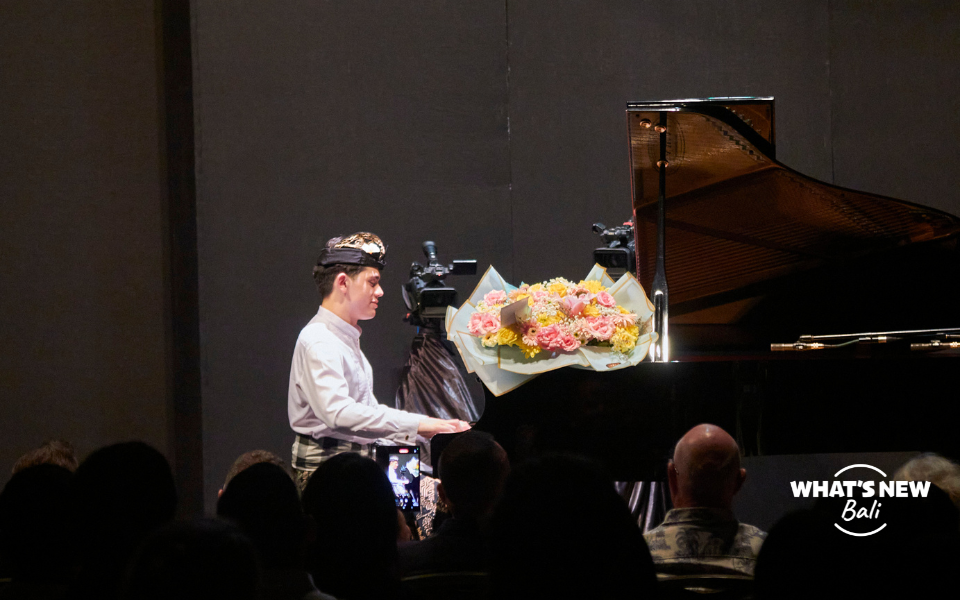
[344,267,384,322]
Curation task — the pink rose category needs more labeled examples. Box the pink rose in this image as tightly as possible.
[558,332,581,352]
[536,324,564,350]
[484,289,507,305]
[586,316,616,341]
[468,311,501,336]
[595,290,616,308]
[468,312,485,335]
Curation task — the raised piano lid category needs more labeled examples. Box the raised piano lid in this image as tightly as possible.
[626,97,960,355]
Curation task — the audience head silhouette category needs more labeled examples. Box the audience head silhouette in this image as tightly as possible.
[0,463,74,584]
[437,430,509,520]
[122,518,259,600]
[894,452,960,512]
[754,508,836,599]
[217,461,306,570]
[12,439,79,474]
[301,452,398,600]
[669,423,745,510]
[488,454,657,600]
[221,449,287,496]
[70,441,177,599]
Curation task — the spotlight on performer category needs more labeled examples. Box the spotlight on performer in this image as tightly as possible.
[592,221,636,280]
[402,241,477,329]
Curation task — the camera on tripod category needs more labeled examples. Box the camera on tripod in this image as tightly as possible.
[592,221,636,280]
[402,241,477,327]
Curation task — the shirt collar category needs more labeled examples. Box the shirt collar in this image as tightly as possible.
[315,305,362,341]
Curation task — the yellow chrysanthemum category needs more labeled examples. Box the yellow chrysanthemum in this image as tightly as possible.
[618,306,630,314]
[496,327,519,346]
[582,304,601,318]
[611,329,637,353]
[481,332,499,348]
[624,324,640,337]
[579,280,605,294]
[536,312,563,326]
[517,340,541,359]
[547,282,568,297]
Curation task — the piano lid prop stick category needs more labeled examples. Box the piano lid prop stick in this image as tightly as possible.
[651,112,669,362]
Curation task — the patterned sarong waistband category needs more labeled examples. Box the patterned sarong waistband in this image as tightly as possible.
[292,433,373,471]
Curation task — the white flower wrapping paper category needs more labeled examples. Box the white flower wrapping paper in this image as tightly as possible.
[446,265,658,396]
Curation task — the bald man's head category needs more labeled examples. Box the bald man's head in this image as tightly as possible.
[668,424,745,510]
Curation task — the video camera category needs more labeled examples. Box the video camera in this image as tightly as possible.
[592,221,636,280]
[402,241,477,327]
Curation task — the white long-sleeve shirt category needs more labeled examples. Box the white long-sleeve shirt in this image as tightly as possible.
[288,306,423,444]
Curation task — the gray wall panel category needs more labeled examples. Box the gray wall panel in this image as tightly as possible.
[634,1,834,181]
[192,0,511,509]
[830,1,960,216]
[0,1,170,488]
[506,1,834,285]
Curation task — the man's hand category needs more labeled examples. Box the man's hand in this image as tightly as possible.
[417,417,472,438]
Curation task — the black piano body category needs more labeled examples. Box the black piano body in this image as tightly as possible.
[467,98,960,480]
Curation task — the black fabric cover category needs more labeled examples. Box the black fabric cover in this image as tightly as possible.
[396,332,480,424]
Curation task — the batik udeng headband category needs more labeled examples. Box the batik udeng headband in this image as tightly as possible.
[316,247,386,270]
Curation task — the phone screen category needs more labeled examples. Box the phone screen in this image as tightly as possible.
[375,445,420,512]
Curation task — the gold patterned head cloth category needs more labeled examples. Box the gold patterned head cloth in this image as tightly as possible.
[318,232,386,270]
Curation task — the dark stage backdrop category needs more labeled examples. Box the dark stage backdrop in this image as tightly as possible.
[0,1,171,490]
[190,0,512,507]
[192,0,960,511]
[2,1,958,509]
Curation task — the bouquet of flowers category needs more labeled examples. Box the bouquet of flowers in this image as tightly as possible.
[446,265,657,396]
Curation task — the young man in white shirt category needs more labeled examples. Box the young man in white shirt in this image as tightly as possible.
[287,232,470,490]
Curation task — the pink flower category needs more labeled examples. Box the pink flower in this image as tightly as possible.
[558,332,581,352]
[536,324,564,350]
[611,312,637,327]
[535,324,581,352]
[571,318,593,338]
[484,289,507,305]
[595,291,616,308]
[586,316,616,341]
[561,295,587,317]
[522,322,540,347]
[468,311,501,336]
[531,290,549,301]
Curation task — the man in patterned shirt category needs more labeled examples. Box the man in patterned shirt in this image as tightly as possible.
[644,423,766,579]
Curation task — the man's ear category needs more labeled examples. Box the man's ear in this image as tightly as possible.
[667,460,679,499]
[734,467,747,494]
[218,487,224,498]
[334,272,348,291]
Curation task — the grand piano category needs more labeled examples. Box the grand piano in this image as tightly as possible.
[466,98,960,484]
